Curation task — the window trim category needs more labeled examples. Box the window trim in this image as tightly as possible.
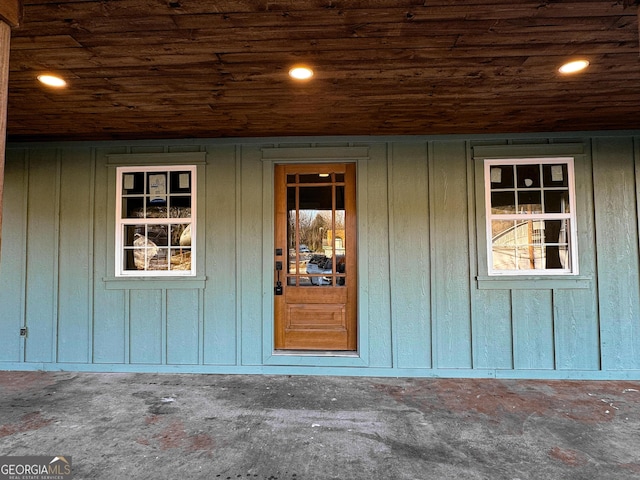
[115,164,197,277]
[484,157,579,276]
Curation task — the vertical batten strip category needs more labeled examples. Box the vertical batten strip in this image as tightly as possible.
[124,290,131,364]
[19,150,30,363]
[53,149,61,363]
[88,148,96,362]
[199,146,206,366]
[198,288,205,365]
[382,144,394,366]
[466,141,479,370]
[161,289,167,365]
[236,145,243,365]
[261,147,278,359]
[427,142,438,369]
[552,289,559,370]
[509,290,515,369]
[387,143,397,368]
[426,142,434,370]
[464,140,475,370]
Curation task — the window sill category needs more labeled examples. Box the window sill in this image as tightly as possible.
[102,276,207,290]
[476,275,591,290]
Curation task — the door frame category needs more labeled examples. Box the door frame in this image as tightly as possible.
[259,146,371,365]
[273,163,357,351]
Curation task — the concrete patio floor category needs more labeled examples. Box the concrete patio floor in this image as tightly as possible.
[1,371,640,479]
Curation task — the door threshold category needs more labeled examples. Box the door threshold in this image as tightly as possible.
[273,350,360,358]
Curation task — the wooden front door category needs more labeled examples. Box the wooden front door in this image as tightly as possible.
[274,163,357,351]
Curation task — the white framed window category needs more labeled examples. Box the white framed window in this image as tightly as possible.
[115,165,196,276]
[485,157,578,276]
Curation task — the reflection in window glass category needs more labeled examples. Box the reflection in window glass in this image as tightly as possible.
[544,191,570,213]
[491,192,515,214]
[489,165,514,189]
[517,191,542,213]
[516,164,541,189]
[542,164,568,187]
[298,174,332,184]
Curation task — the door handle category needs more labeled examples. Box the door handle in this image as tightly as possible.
[274,261,283,295]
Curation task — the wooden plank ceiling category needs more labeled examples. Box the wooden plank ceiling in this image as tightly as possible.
[6,0,640,142]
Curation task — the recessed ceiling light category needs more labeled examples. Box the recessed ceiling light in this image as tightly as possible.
[289,66,314,80]
[37,74,67,87]
[558,60,589,75]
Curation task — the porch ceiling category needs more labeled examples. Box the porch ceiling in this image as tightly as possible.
[6,0,640,142]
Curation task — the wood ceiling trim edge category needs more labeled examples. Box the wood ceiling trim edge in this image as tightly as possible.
[0,0,21,27]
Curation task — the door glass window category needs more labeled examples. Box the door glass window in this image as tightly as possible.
[286,172,346,286]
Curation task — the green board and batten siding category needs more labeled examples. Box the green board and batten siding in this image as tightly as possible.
[0,134,639,379]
